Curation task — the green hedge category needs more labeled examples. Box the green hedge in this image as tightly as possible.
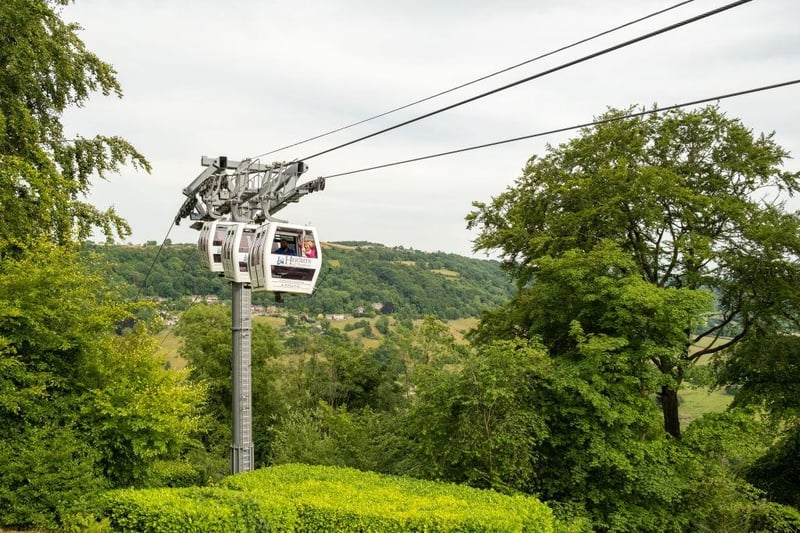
[103,487,296,532]
[102,464,554,532]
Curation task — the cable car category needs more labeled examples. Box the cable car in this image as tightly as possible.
[249,222,321,295]
[197,220,231,273]
[221,222,258,283]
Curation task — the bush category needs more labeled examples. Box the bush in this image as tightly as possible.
[102,464,555,532]
[0,424,106,530]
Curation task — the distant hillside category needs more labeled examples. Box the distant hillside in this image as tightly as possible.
[82,241,514,320]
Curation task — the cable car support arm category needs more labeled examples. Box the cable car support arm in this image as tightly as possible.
[174,156,325,227]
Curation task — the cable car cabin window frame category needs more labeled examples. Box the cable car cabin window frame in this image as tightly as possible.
[249,222,321,295]
[198,220,230,273]
[220,222,257,284]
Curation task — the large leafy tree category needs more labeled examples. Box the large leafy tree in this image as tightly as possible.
[0,244,205,528]
[400,336,712,532]
[0,1,195,529]
[0,0,149,252]
[467,105,800,438]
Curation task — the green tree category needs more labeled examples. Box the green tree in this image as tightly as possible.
[0,2,174,528]
[0,0,149,252]
[399,335,714,531]
[375,315,390,335]
[0,244,204,528]
[468,105,800,438]
[280,324,405,412]
[175,304,285,469]
[715,332,800,507]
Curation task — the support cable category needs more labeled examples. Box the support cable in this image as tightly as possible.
[299,0,752,162]
[317,79,800,180]
[135,219,176,301]
[248,0,695,160]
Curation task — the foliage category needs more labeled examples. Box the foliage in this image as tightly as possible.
[0,244,206,529]
[174,304,283,471]
[0,423,105,527]
[229,463,555,532]
[82,243,226,301]
[713,332,800,507]
[682,408,772,474]
[0,0,174,525]
[281,324,405,411]
[745,427,800,509]
[397,336,709,532]
[102,464,556,532]
[265,320,471,475]
[268,403,380,471]
[102,487,295,533]
[0,0,150,252]
[398,339,550,490]
[467,104,800,438]
[715,332,800,420]
[78,331,206,487]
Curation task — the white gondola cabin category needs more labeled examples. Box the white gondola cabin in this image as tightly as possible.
[221,222,257,283]
[197,220,231,273]
[249,222,321,294]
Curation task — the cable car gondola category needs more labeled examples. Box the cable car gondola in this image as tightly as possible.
[249,222,321,295]
[221,222,257,283]
[197,219,231,273]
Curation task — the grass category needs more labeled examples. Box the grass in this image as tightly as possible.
[327,316,387,349]
[444,317,478,343]
[431,268,460,277]
[155,328,187,370]
[679,384,734,427]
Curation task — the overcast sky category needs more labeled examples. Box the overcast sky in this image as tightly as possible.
[60,0,800,257]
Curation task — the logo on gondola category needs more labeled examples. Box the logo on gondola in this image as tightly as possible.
[276,256,312,266]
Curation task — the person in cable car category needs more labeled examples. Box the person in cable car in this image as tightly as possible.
[274,239,294,255]
[303,239,317,258]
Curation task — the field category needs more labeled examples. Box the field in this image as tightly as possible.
[155,328,186,370]
[679,384,734,426]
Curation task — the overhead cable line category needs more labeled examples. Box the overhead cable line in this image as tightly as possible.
[135,219,175,301]
[299,0,751,162]
[248,0,696,160]
[317,79,800,180]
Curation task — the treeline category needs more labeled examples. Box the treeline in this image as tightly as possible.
[82,241,514,319]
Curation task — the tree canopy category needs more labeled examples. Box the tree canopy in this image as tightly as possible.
[467,105,800,437]
[0,0,149,253]
[0,2,201,529]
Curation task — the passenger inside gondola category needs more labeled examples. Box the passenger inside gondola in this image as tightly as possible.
[273,238,294,255]
[302,239,317,258]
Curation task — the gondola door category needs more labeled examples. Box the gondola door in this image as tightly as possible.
[198,220,230,273]
[221,222,257,283]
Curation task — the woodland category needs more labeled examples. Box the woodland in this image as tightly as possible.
[3,1,800,532]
